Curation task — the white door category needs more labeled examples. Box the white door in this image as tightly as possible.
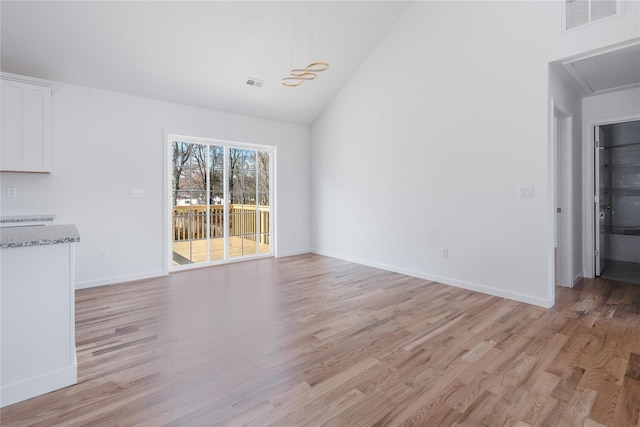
[594,126,606,276]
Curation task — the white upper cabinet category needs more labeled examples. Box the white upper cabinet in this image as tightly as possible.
[1,74,53,173]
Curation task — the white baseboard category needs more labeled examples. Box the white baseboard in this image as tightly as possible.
[573,275,583,287]
[75,270,166,289]
[311,249,553,308]
[276,248,311,258]
[1,364,77,408]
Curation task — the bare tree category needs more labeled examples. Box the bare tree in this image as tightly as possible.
[208,145,224,205]
[258,151,270,206]
[173,144,269,207]
[172,141,193,206]
[228,148,243,203]
[190,145,208,202]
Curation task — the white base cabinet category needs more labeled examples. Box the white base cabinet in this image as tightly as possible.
[0,243,77,407]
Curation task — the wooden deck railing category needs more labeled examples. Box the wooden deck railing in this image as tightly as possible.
[173,204,270,244]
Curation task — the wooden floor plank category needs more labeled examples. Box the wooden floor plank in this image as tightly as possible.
[1,254,640,426]
[613,352,640,426]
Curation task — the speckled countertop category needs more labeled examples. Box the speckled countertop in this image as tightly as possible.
[0,211,56,225]
[1,224,80,248]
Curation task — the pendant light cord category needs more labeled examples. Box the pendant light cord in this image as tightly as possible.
[282,1,329,87]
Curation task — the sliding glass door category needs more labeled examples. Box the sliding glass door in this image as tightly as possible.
[228,148,271,258]
[169,136,272,269]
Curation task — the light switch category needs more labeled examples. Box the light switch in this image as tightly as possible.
[519,186,534,198]
[126,189,145,198]
[6,187,17,198]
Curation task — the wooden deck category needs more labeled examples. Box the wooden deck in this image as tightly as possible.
[172,237,270,265]
[2,254,639,426]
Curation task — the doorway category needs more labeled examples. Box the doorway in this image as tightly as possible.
[167,135,274,271]
[593,120,640,284]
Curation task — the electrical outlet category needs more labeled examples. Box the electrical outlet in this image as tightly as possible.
[7,187,17,198]
[99,248,109,259]
[441,248,449,258]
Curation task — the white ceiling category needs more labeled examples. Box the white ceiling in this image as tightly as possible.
[0,1,411,126]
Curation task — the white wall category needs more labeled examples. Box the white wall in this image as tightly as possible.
[311,1,639,307]
[583,87,640,124]
[582,86,640,274]
[1,82,311,288]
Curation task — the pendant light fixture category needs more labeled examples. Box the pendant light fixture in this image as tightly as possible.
[281,1,329,87]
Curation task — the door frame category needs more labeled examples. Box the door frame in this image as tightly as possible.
[594,125,606,276]
[163,131,276,274]
[582,113,640,278]
[552,100,574,288]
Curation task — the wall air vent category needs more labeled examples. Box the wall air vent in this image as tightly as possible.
[564,0,620,32]
[245,77,265,88]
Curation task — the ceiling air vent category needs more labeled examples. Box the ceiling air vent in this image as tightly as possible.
[245,77,265,88]
[564,0,619,32]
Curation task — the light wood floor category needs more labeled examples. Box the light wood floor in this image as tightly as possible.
[2,254,639,426]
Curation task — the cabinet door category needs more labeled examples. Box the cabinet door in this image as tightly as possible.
[1,80,51,172]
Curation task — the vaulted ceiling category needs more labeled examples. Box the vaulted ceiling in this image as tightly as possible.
[1,1,411,126]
